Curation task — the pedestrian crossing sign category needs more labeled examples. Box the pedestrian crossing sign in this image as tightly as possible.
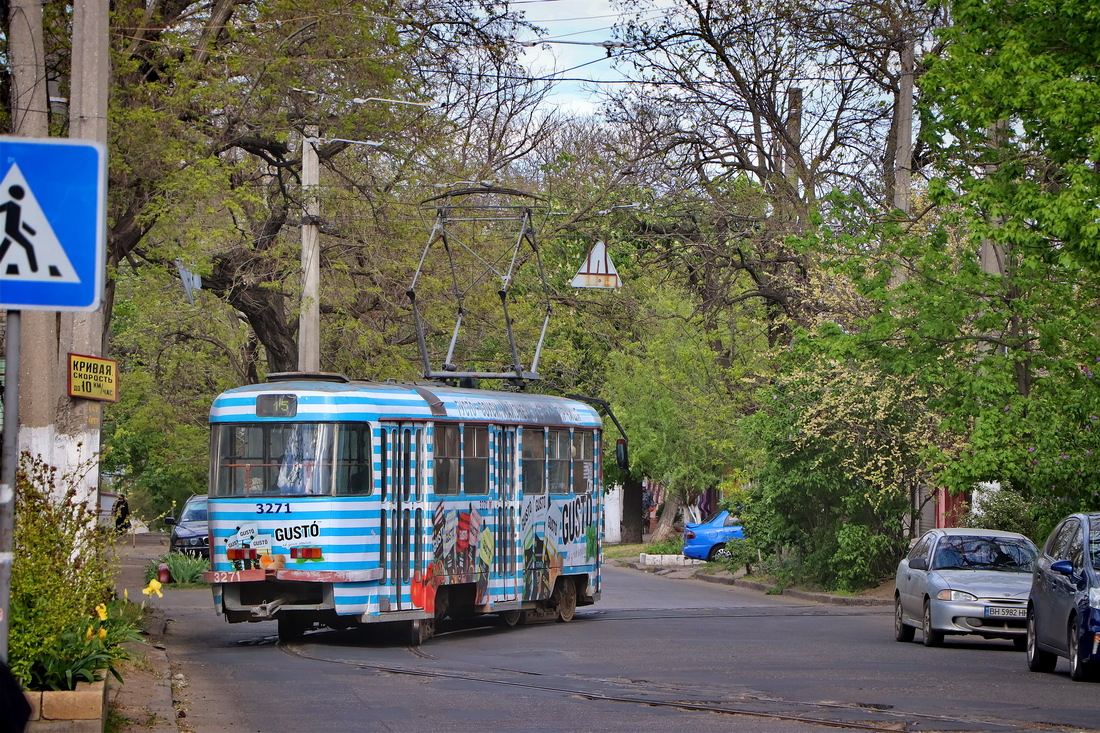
[0,137,106,311]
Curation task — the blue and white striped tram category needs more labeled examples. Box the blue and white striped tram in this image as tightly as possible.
[203,373,603,643]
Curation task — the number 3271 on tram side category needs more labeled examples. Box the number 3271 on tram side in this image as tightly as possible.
[203,373,604,644]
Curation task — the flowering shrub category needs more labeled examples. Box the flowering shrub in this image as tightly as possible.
[9,453,142,690]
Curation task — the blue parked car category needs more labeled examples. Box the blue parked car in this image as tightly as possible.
[683,510,744,561]
[1026,512,1100,681]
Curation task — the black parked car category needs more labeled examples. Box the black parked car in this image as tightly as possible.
[166,495,209,558]
[1026,512,1100,681]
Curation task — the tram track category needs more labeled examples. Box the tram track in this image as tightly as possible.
[278,638,1046,732]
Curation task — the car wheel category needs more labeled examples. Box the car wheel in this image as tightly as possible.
[922,599,943,647]
[1026,607,1057,673]
[894,596,914,642]
[1068,616,1096,682]
[707,545,732,562]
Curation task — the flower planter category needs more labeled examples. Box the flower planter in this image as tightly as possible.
[23,678,108,733]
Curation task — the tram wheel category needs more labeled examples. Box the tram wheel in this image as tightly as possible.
[408,618,434,646]
[553,578,577,623]
[499,609,523,627]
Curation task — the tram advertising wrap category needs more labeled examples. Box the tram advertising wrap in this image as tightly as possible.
[203,374,603,644]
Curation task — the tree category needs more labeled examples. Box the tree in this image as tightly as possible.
[603,0,942,345]
[601,280,764,541]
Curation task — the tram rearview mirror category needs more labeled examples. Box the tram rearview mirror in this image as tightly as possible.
[615,439,628,471]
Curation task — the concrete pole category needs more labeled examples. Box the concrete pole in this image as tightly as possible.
[299,126,321,372]
[1,0,50,663]
[894,43,914,217]
[890,41,915,289]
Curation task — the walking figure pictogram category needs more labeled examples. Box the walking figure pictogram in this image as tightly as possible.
[0,184,41,275]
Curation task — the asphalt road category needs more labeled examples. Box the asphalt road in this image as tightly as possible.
[159,564,1100,733]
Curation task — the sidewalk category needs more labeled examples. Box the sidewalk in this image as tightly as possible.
[619,558,894,607]
[110,532,179,733]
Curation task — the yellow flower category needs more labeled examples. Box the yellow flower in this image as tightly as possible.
[142,578,163,598]
[85,626,93,640]
[98,628,107,642]
[123,588,129,601]
[95,603,108,621]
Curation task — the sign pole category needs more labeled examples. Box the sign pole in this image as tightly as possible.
[0,309,21,662]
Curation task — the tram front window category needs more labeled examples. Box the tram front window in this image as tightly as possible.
[212,422,371,497]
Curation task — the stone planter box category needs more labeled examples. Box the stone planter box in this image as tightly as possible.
[23,678,108,733]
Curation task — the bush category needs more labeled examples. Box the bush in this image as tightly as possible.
[719,536,759,574]
[10,454,142,689]
[959,483,1043,542]
[144,552,209,585]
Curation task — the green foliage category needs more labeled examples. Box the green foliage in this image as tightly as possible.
[923,0,1100,266]
[10,455,142,689]
[144,553,210,586]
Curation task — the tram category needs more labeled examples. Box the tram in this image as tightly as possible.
[202,372,603,643]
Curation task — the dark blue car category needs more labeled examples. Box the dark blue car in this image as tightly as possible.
[1027,512,1100,681]
[683,510,744,561]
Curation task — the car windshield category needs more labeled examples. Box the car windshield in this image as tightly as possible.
[931,535,1037,572]
[179,500,207,523]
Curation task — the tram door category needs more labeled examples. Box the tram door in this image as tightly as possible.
[380,423,427,611]
[493,426,520,602]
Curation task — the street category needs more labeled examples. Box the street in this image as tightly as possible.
[148,563,1100,732]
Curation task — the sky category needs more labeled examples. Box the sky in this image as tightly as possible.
[512,0,645,116]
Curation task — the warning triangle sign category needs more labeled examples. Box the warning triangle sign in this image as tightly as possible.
[571,239,621,289]
[0,162,80,282]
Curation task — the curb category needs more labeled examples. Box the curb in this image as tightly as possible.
[621,560,892,607]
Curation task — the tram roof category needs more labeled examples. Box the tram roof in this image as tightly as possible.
[210,378,603,428]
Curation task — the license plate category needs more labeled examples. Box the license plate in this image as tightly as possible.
[985,606,1025,618]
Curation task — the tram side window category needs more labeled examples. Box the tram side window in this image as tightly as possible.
[548,429,570,494]
[335,424,372,495]
[435,425,460,495]
[573,431,594,494]
[522,428,546,495]
[464,426,489,495]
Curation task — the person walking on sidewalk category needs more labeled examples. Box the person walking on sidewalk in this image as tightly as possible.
[113,493,131,534]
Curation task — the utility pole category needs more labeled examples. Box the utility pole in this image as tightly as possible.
[299,126,320,372]
[1,0,49,663]
[890,40,915,289]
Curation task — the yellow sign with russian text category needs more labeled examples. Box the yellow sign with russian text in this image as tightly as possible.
[68,353,118,402]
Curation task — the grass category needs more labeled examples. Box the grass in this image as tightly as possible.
[604,543,647,561]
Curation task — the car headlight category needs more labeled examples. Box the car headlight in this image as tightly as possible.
[1089,587,1100,610]
[937,589,977,602]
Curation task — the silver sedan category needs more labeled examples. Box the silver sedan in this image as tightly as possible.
[894,528,1038,648]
